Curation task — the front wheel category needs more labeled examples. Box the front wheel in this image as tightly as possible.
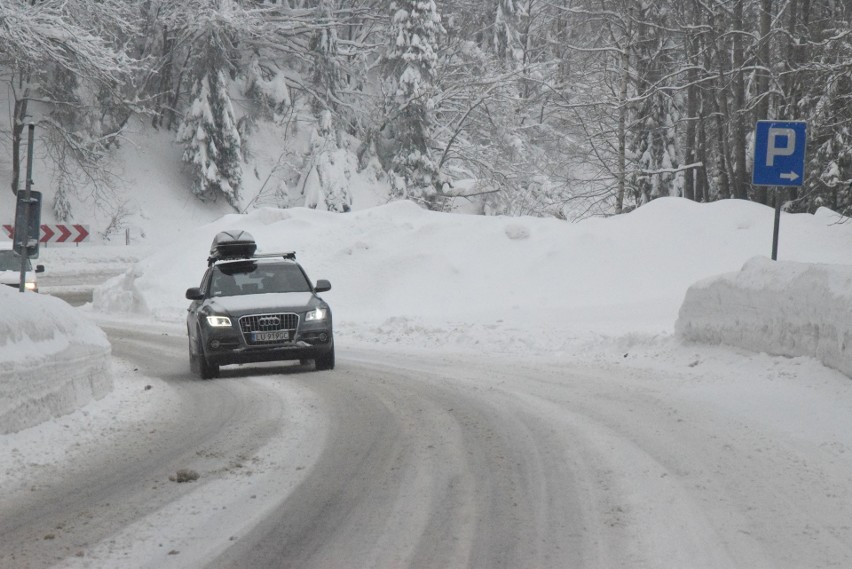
[189,334,200,375]
[314,344,335,371]
[190,329,219,379]
[199,356,220,380]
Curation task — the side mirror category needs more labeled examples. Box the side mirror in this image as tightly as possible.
[315,279,331,293]
[186,287,204,300]
[35,265,45,273]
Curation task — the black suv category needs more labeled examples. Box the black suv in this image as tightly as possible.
[186,231,334,379]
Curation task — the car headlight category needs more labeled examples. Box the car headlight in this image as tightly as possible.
[206,315,232,327]
[24,282,37,292]
[305,307,328,321]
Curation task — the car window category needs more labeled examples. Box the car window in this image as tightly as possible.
[210,263,310,296]
[0,250,31,271]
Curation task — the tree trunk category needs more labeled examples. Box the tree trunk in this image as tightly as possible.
[154,26,175,129]
[683,9,699,201]
[697,105,710,202]
[10,90,30,196]
[783,0,801,203]
[732,0,750,200]
[709,7,732,200]
[616,43,629,214]
[754,0,772,204]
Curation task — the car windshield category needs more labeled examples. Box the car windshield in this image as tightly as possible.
[0,250,31,271]
[210,262,311,297]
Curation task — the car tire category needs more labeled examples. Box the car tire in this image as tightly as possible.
[189,333,200,375]
[189,349,200,375]
[199,355,219,380]
[191,328,219,380]
[315,344,335,371]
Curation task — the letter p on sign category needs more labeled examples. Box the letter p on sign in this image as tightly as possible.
[766,128,796,166]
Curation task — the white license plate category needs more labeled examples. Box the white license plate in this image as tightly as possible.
[253,330,289,342]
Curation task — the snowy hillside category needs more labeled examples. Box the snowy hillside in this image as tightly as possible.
[0,115,394,246]
[93,197,852,356]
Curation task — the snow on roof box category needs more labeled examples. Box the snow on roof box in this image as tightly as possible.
[208,230,257,264]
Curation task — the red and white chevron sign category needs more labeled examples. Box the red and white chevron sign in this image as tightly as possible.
[2,224,90,243]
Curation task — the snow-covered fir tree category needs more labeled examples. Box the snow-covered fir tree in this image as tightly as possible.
[494,0,523,66]
[175,2,244,209]
[626,4,679,205]
[302,111,354,213]
[177,70,243,207]
[381,0,444,208]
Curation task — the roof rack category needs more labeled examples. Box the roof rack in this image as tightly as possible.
[252,252,296,260]
[209,251,297,267]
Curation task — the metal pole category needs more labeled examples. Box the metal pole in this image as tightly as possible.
[18,124,35,292]
[771,188,782,261]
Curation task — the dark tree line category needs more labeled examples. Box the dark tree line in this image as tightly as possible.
[2,0,851,220]
[561,0,852,216]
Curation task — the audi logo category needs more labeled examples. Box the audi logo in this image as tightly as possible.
[258,316,281,327]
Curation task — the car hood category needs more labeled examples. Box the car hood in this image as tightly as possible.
[205,292,319,315]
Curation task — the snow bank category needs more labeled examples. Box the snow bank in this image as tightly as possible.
[93,199,852,353]
[676,256,852,377]
[0,286,111,434]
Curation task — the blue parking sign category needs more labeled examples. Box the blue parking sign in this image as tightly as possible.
[752,121,807,186]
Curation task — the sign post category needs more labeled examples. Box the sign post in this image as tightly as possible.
[13,190,41,256]
[752,121,807,260]
[15,124,40,292]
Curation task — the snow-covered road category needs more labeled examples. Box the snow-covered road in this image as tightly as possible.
[3,320,852,568]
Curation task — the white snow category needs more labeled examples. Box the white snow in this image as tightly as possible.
[0,280,111,434]
[4,189,852,566]
[3,194,852,429]
[677,255,852,378]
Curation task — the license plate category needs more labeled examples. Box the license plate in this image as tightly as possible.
[252,330,289,342]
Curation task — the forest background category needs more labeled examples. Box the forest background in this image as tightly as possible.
[1,0,851,229]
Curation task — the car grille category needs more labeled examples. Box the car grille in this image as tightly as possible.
[239,313,299,344]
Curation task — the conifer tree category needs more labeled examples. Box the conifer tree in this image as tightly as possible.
[178,70,243,207]
[626,4,679,205]
[494,0,522,66]
[175,5,243,208]
[381,0,444,207]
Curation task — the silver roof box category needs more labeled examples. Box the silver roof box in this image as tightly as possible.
[208,230,257,265]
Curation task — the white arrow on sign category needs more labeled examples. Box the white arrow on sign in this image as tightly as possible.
[780,172,800,181]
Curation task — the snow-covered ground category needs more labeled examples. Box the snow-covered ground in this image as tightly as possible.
[0,284,111,433]
[4,195,852,430]
[3,196,852,566]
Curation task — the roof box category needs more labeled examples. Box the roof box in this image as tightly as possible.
[208,230,257,265]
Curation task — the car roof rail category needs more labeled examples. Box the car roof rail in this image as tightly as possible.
[208,251,297,267]
[252,252,296,260]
